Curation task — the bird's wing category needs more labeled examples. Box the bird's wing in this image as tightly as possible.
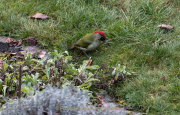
[74,33,94,48]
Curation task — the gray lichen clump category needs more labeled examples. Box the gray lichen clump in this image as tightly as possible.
[1,86,127,115]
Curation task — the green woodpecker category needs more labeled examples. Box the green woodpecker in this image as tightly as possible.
[68,31,109,57]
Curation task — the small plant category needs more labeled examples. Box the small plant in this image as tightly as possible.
[0,50,111,104]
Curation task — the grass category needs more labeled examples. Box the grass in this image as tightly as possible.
[1,0,180,114]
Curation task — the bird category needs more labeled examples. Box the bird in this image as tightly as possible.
[68,31,110,57]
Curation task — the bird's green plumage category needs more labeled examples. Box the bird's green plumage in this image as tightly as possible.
[68,32,105,53]
[74,33,97,48]
[68,31,109,57]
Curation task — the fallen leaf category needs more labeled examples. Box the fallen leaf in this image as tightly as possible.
[29,13,48,19]
[117,99,123,104]
[38,51,47,59]
[24,37,37,46]
[0,59,3,68]
[117,74,123,80]
[16,51,27,58]
[9,42,17,47]
[6,38,22,47]
[9,52,17,55]
[157,24,174,30]
[103,76,106,80]
[16,39,22,47]
[85,60,93,67]
[162,76,165,81]
[6,38,13,43]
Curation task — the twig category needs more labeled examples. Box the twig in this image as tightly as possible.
[18,65,22,99]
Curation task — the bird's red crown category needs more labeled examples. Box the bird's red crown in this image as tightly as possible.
[94,31,106,39]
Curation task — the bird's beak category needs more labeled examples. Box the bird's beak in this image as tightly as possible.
[104,40,110,46]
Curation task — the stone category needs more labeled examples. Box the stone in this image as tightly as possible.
[0,36,9,51]
[0,36,22,52]
[8,47,22,53]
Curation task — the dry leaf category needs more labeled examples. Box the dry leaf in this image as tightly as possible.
[103,76,106,80]
[85,60,93,67]
[16,51,27,58]
[6,38,13,43]
[162,76,165,81]
[16,39,22,47]
[0,59,3,68]
[9,52,17,55]
[157,24,174,30]
[6,38,22,47]
[117,99,123,104]
[29,13,48,19]
[117,74,123,80]
[38,51,47,58]
[24,37,37,46]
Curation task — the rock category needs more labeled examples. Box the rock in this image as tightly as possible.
[22,45,40,52]
[102,93,113,102]
[0,36,22,52]
[0,42,8,52]
[0,36,9,51]
[8,47,22,53]
[22,45,49,58]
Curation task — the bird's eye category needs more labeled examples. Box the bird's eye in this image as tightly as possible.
[100,36,105,41]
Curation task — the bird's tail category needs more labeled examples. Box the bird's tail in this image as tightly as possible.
[68,44,76,50]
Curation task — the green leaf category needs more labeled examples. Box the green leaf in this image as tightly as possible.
[45,65,50,79]
[112,68,116,76]
[85,78,100,83]
[64,51,69,55]
[86,65,99,70]
[21,87,29,94]
[31,73,39,85]
[3,85,7,96]
[22,66,29,71]
[42,75,47,80]
[115,72,120,80]
[0,79,3,83]
[3,60,8,71]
